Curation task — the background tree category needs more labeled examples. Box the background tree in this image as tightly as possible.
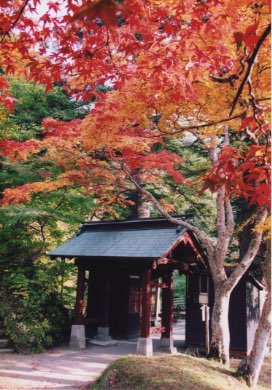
[0,78,88,140]
[0,0,270,379]
[0,78,93,352]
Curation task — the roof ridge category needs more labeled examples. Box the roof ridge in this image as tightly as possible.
[81,216,185,226]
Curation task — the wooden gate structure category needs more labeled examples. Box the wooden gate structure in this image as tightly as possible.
[49,217,263,356]
[49,217,206,355]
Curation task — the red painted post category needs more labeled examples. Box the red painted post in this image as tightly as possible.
[75,265,85,325]
[161,272,173,339]
[140,267,152,338]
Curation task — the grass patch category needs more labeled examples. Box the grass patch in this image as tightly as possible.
[91,354,270,390]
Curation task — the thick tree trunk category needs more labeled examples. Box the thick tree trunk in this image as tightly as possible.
[243,292,271,387]
[137,193,151,218]
[239,239,271,387]
[127,171,267,368]
[210,285,231,366]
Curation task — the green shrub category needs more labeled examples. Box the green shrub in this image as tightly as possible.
[43,292,72,346]
[1,303,52,353]
[0,267,72,354]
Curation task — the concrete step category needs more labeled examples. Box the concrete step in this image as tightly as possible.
[0,348,14,354]
[0,339,9,348]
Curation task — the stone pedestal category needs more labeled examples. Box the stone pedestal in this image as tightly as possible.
[89,326,117,347]
[95,326,110,341]
[159,337,177,354]
[70,325,86,350]
[137,337,153,356]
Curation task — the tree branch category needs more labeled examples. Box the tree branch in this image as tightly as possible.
[0,0,31,43]
[262,238,271,292]
[158,113,244,135]
[216,187,227,240]
[216,186,229,267]
[122,164,215,254]
[225,199,235,236]
[244,128,259,144]
[246,78,269,144]
[225,207,268,290]
[229,23,271,117]
[210,73,239,86]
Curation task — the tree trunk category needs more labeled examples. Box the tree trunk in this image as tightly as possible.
[137,193,151,218]
[238,239,271,387]
[210,285,231,366]
[243,292,271,387]
[127,172,267,368]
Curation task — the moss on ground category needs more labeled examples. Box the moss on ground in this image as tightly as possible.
[91,354,270,390]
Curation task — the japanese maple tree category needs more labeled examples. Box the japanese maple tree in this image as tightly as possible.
[0,0,271,381]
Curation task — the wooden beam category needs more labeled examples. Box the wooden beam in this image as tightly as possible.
[181,232,206,266]
[154,285,161,322]
[161,272,174,339]
[75,265,85,325]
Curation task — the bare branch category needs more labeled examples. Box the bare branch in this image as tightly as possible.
[105,27,121,75]
[263,238,271,292]
[158,112,244,135]
[0,0,31,43]
[225,199,235,236]
[211,130,234,267]
[222,126,230,147]
[210,73,239,87]
[257,97,271,102]
[225,207,268,290]
[244,128,259,144]
[246,78,269,144]
[214,187,235,272]
[216,187,226,238]
[208,135,219,164]
[229,23,271,117]
[122,165,215,254]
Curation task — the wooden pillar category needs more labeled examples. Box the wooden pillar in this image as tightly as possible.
[101,274,110,327]
[86,271,92,318]
[161,272,174,339]
[154,285,161,323]
[75,265,85,325]
[140,267,152,338]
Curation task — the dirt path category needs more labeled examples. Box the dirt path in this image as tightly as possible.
[0,320,185,389]
[0,343,130,390]
[0,341,270,389]
[0,337,168,389]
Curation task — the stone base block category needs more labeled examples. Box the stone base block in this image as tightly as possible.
[89,339,118,347]
[89,326,117,346]
[95,326,110,341]
[159,337,177,354]
[70,325,86,350]
[94,326,112,342]
[137,337,153,356]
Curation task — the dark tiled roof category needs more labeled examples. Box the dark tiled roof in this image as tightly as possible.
[48,217,187,259]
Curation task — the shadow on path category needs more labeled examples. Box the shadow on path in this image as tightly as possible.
[0,320,185,389]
